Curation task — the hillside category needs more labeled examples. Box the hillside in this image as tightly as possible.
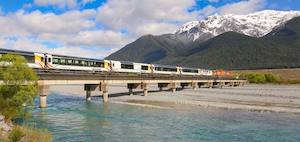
[106,14,300,70]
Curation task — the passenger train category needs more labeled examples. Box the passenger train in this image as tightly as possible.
[0,48,215,76]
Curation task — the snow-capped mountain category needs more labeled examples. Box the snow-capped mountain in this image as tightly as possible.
[175,10,300,41]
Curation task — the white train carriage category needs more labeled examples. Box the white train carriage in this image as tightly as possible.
[180,67,199,76]
[199,69,213,76]
[109,60,151,73]
[46,54,110,72]
[153,64,179,75]
[0,48,45,69]
[0,48,215,76]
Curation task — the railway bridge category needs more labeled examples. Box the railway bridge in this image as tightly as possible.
[37,71,247,108]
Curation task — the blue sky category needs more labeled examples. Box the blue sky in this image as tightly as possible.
[0,0,299,58]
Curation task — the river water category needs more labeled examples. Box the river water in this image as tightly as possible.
[23,93,300,142]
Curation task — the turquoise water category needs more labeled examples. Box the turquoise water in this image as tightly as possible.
[24,93,300,142]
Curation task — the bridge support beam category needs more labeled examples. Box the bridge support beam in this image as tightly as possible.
[141,83,148,96]
[192,82,197,90]
[84,84,98,101]
[38,85,49,108]
[168,83,176,93]
[100,83,108,103]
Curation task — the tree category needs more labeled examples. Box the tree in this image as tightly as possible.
[0,53,38,121]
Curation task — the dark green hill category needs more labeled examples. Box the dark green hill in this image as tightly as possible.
[106,17,300,70]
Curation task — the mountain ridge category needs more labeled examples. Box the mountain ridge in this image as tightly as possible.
[106,11,300,70]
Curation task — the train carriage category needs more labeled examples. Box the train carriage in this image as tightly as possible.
[180,67,199,76]
[46,54,109,72]
[0,48,215,77]
[0,48,45,69]
[152,64,180,75]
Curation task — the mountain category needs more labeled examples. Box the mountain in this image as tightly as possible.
[106,10,300,70]
[175,10,300,41]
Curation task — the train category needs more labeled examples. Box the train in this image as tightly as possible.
[0,48,232,76]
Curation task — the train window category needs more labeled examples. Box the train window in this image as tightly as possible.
[48,58,51,63]
[90,62,94,67]
[155,67,162,71]
[53,58,60,64]
[121,64,134,69]
[81,61,86,66]
[162,67,177,72]
[95,62,103,67]
[141,65,148,70]
[183,69,198,73]
[74,60,79,65]
[60,59,66,65]
[67,59,73,65]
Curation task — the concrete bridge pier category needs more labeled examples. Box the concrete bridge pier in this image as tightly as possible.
[169,83,176,93]
[192,82,197,90]
[38,85,49,108]
[100,83,108,103]
[84,84,98,101]
[208,82,213,88]
[141,83,148,96]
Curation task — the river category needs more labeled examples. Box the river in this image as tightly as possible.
[22,89,300,142]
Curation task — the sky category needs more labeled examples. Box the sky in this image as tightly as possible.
[0,0,299,59]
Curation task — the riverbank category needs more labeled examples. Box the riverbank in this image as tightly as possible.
[50,84,300,114]
[235,68,300,84]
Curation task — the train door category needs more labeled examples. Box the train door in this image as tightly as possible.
[45,54,53,69]
[34,53,45,69]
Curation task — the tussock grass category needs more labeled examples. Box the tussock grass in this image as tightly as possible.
[1,125,52,142]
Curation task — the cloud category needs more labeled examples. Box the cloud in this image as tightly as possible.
[81,0,96,5]
[0,37,110,58]
[0,9,133,58]
[219,0,266,14]
[96,0,199,36]
[198,0,266,17]
[34,0,77,9]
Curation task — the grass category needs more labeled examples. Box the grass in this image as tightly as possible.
[235,68,300,84]
[0,125,52,142]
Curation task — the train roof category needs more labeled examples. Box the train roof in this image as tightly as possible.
[0,48,103,62]
[51,54,103,62]
[0,48,37,56]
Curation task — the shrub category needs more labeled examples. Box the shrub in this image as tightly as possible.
[240,72,282,84]
[241,73,266,83]
[264,73,281,83]
[8,127,24,142]
[0,54,38,120]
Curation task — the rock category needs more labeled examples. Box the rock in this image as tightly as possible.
[0,115,12,132]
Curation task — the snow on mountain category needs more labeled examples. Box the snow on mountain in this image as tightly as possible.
[175,10,300,41]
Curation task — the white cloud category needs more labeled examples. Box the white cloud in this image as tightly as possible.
[219,0,266,15]
[0,9,131,49]
[96,0,199,36]
[34,0,77,9]
[81,0,96,5]
[197,0,266,17]
[0,37,110,58]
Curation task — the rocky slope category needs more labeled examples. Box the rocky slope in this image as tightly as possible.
[106,10,300,70]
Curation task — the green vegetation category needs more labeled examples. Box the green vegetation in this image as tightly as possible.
[0,54,38,121]
[107,17,300,70]
[0,54,52,142]
[240,73,281,84]
[1,126,52,142]
[8,127,24,142]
